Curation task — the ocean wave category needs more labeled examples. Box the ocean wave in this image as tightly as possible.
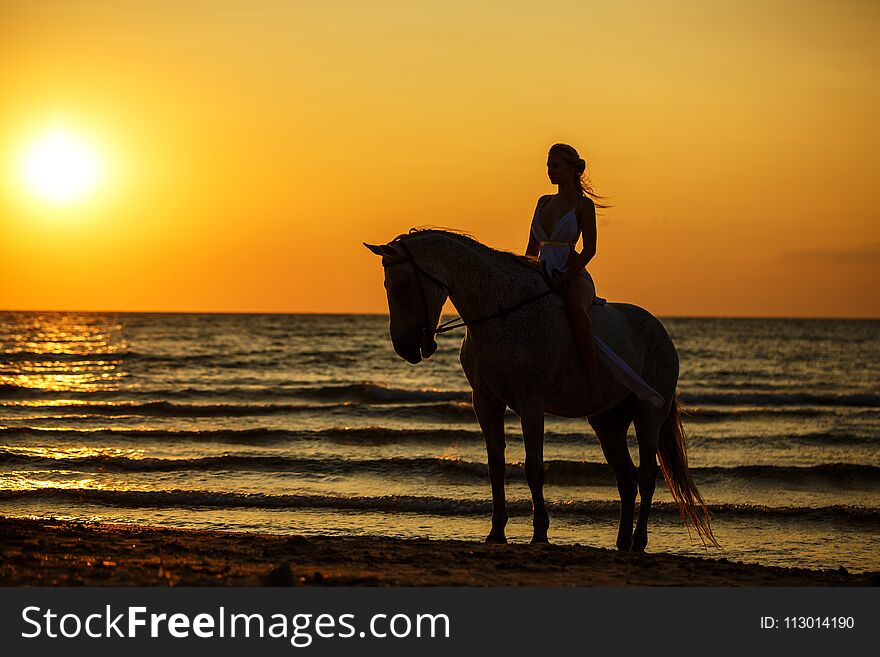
[0,451,480,476]
[1,487,877,523]
[5,396,877,427]
[682,407,831,420]
[2,449,877,488]
[0,425,481,444]
[681,392,880,408]
[3,425,876,450]
[1,400,479,422]
[692,463,880,486]
[5,378,878,414]
[687,430,879,447]
[0,400,357,417]
[290,382,469,403]
[0,381,471,404]
[2,350,271,369]
[538,461,880,487]
[0,353,129,364]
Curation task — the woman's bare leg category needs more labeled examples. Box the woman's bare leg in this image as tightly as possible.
[564,277,604,412]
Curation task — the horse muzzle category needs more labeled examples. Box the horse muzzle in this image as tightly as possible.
[420,328,438,359]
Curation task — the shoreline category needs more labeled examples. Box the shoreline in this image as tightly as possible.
[0,517,875,586]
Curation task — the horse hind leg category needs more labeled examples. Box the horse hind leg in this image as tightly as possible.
[589,404,637,551]
[632,409,662,552]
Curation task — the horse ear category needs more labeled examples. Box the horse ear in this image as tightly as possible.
[363,242,401,258]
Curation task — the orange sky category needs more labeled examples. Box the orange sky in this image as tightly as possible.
[1,0,878,317]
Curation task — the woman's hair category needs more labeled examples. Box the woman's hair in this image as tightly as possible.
[549,143,610,209]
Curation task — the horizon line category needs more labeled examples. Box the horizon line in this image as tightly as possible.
[2,308,878,321]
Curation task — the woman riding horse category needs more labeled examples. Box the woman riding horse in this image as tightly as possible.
[527,143,609,412]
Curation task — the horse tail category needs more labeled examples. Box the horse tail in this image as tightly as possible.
[658,394,720,548]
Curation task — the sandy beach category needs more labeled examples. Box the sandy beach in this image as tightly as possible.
[0,517,874,586]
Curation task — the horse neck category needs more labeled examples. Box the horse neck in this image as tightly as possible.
[412,233,543,339]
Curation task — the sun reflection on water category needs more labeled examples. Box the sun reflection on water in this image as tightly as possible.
[1,445,145,459]
[1,312,128,394]
[2,400,132,408]
[0,444,148,492]
[0,472,100,492]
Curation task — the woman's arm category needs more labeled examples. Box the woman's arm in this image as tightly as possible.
[525,195,551,258]
[526,233,540,258]
[558,197,597,282]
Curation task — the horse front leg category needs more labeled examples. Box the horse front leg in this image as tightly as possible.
[473,388,508,543]
[521,409,549,543]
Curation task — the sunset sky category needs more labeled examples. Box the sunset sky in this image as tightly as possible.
[2,0,878,317]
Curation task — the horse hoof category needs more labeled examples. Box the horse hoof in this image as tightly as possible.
[530,535,549,544]
[632,533,647,552]
[616,538,632,551]
[485,533,507,544]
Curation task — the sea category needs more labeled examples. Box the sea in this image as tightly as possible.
[1,311,878,573]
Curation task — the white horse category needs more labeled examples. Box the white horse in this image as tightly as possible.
[365,229,717,550]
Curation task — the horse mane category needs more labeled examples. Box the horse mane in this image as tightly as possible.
[390,227,544,274]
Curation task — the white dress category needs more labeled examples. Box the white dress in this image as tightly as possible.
[532,203,665,408]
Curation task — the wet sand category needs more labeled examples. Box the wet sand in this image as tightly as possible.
[0,517,874,586]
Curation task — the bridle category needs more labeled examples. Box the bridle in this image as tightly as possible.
[382,240,561,344]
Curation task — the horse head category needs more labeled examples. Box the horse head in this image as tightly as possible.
[364,238,449,364]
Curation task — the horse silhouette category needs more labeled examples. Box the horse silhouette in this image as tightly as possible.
[365,229,717,550]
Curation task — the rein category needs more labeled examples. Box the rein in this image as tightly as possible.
[383,241,561,337]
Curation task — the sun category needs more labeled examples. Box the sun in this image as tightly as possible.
[19,127,104,205]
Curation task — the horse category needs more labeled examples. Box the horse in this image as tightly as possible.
[364,228,717,551]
